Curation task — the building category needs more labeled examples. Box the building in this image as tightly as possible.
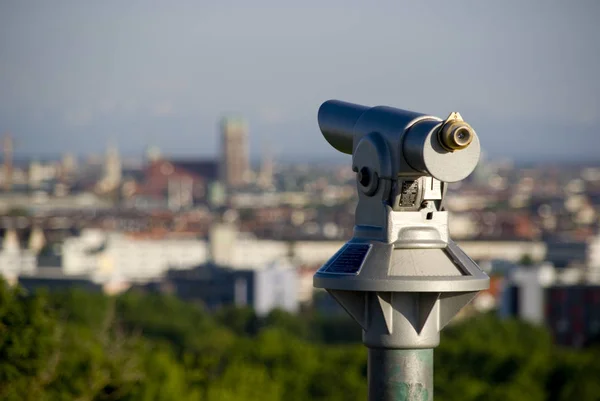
[161,260,298,316]
[220,117,249,189]
[545,284,600,347]
[144,145,162,163]
[18,268,102,294]
[62,229,208,282]
[297,264,320,305]
[208,224,347,269]
[61,153,78,182]
[209,223,291,268]
[96,144,122,193]
[128,159,219,210]
[257,147,274,189]
[500,263,556,325]
[500,263,600,347]
[456,240,546,263]
[587,234,600,278]
[0,192,114,214]
[545,239,588,268]
[2,133,13,192]
[0,228,37,280]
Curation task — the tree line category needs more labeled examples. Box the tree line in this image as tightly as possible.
[0,280,599,401]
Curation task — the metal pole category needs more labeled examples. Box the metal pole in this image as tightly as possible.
[368,348,434,401]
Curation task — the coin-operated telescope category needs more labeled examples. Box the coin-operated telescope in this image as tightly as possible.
[313,100,489,401]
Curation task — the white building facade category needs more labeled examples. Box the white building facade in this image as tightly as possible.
[62,230,209,282]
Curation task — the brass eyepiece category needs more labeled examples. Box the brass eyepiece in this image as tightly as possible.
[437,113,474,152]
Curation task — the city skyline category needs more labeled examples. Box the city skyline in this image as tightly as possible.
[1,1,599,163]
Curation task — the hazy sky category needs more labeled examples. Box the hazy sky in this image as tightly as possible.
[1,1,599,162]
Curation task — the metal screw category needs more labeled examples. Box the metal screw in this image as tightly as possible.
[359,167,371,187]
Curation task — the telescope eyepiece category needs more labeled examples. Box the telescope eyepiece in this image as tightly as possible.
[438,120,474,151]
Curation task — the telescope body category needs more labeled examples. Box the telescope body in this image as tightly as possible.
[313,100,490,401]
[318,100,480,183]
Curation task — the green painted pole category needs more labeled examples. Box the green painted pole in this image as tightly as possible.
[368,349,434,401]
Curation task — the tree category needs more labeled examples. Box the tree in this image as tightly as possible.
[0,282,57,401]
[435,315,554,401]
[5,207,29,217]
[3,280,600,401]
[519,253,535,266]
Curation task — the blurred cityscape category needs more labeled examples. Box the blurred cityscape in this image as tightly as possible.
[1,116,600,349]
